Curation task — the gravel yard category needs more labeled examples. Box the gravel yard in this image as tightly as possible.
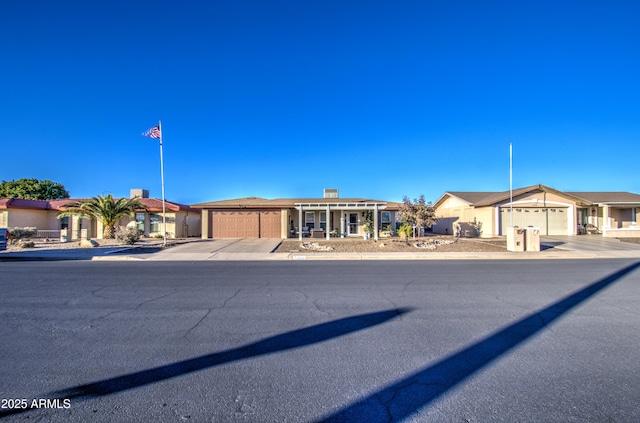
[2,238,167,252]
[275,236,508,253]
[3,236,508,254]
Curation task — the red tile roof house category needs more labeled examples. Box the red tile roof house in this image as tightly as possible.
[0,189,201,240]
[192,189,402,241]
[432,184,640,238]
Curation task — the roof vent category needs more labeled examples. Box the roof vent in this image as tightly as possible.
[324,188,339,198]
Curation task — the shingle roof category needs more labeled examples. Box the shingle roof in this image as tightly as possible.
[192,197,402,210]
[445,192,498,205]
[435,184,617,208]
[567,192,640,204]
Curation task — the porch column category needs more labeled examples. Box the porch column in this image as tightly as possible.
[326,204,331,240]
[298,206,303,241]
[201,210,209,239]
[340,212,345,238]
[602,205,610,230]
[632,207,637,225]
[374,204,379,241]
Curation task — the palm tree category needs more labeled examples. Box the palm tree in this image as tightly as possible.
[58,194,146,239]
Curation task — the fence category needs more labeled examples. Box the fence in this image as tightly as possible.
[35,230,61,240]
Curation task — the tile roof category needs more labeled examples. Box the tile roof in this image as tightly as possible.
[0,198,51,210]
[137,198,198,212]
[0,197,197,212]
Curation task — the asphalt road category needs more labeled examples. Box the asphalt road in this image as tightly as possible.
[1,260,639,422]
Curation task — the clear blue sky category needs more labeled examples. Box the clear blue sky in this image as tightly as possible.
[2,1,639,204]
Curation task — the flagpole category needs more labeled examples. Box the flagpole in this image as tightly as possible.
[509,142,513,228]
[158,120,167,247]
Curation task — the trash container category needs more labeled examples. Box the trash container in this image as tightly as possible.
[0,228,7,251]
[525,227,541,252]
[506,227,525,252]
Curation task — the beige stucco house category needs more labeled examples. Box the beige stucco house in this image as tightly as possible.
[192,189,401,240]
[0,189,201,240]
[433,184,640,238]
[0,198,91,238]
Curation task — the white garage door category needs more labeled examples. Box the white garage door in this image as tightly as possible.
[500,207,568,235]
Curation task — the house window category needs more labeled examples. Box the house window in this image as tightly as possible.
[381,211,391,231]
[59,216,69,230]
[150,213,160,233]
[135,213,145,232]
[305,212,315,229]
[320,212,327,230]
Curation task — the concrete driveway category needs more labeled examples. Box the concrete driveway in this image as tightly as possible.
[542,235,640,252]
[146,238,283,260]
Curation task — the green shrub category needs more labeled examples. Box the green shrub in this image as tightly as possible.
[8,227,37,244]
[398,223,412,238]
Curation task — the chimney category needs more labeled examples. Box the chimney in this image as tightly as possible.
[130,189,149,199]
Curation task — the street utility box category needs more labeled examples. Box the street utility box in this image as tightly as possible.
[525,227,541,252]
[506,227,525,252]
[0,228,7,251]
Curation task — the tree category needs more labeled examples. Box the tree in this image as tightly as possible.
[57,194,146,239]
[0,178,70,200]
[397,195,438,237]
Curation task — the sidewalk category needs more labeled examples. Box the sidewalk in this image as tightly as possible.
[2,237,640,261]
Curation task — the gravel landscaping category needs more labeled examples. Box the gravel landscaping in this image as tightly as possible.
[275,236,508,253]
[2,237,169,252]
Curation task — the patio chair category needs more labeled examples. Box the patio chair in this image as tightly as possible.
[302,226,310,237]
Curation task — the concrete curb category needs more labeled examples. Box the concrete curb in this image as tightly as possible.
[4,247,640,262]
[78,251,640,261]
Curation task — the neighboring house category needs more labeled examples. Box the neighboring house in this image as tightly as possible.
[0,198,92,238]
[432,184,640,238]
[123,189,201,239]
[192,189,401,240]
[0,189,201,239]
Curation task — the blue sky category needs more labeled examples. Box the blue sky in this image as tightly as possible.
[2,1,639,204]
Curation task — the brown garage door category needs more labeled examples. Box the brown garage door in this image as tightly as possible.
[259,211,281,238]
[212,211,259,238]
[212,210,281,238]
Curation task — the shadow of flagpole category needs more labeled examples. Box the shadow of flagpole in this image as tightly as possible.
[318,261,640,423]
[0,308,409,419]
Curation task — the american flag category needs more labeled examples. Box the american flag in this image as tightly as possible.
[142,126,161,139]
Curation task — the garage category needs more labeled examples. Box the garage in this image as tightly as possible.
[211,210,281,238]
[500,207,568,235]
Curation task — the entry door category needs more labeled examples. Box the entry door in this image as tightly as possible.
[348,213,358,235]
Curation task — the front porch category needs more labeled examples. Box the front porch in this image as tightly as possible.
[291,202,394,241]
[578,203,639,237]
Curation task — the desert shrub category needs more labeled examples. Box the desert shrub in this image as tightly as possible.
[115,227,141,245]
[397,223,412,239]
[19,241,35,248]
[8,227,37,244]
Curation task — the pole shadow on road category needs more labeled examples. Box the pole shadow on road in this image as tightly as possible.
[317,261,640,423]
[2,262,638,421]
[0,308,410,419]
